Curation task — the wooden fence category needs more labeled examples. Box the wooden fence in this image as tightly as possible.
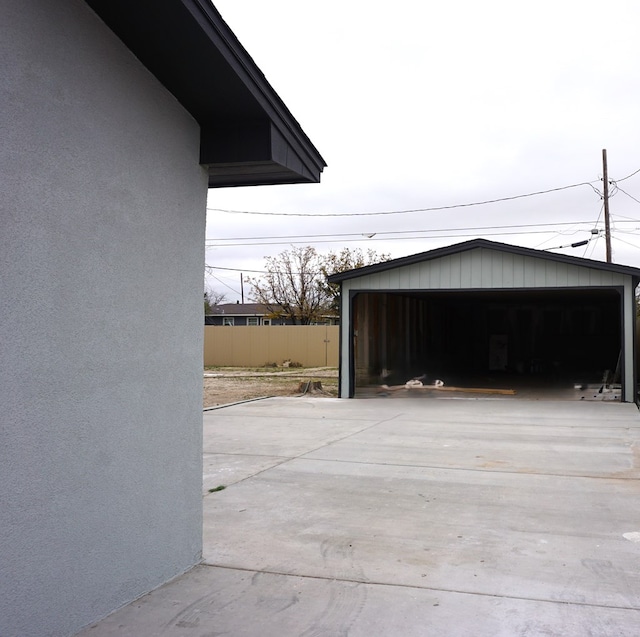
[204,325,339,367]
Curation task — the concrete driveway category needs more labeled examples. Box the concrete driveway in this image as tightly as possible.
[80,397,640,636]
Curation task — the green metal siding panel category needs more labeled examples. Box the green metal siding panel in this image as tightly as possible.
[343,248,629,291]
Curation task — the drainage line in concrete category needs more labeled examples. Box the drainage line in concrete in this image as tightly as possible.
[203,396,273,411]
[203,563,640,613]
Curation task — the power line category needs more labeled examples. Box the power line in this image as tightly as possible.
[612,235,640,251]
[206,224,639,275]
[610,211,640,222]
[616,167,640,183]
[585,234,601,259]
[207,265,266,274]
[616,186,640,207]
[207,179,601,218]
[534,221,592,250]
[581,202,605,257]
[545,236,596,251]
[204,165,640,270]
[206,220,604,244]
[205,270,241,295]
[205,227,593,248]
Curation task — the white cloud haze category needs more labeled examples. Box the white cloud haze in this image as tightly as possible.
[206,0,640,300]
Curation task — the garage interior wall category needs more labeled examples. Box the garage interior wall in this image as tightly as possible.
[351,289,622,389]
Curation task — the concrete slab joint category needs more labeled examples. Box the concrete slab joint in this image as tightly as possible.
[80,397,640,636]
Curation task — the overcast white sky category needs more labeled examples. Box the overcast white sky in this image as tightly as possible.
[206,0,640,302]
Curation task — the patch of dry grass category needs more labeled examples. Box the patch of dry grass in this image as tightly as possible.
[203,367,338,408]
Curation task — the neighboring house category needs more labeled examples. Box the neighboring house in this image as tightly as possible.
[1,2,324,636]
[329,239,640,400]
[205,303,339,325]
[206,303,291,325]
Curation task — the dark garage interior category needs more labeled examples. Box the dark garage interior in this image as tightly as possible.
[352,289,622,394]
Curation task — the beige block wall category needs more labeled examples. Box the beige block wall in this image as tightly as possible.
[204,325,339,367]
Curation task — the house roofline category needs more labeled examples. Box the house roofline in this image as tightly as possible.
[85,0,326,187]
[187,1,325,174]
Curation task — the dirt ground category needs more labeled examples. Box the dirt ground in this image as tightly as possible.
[203,367,339,408]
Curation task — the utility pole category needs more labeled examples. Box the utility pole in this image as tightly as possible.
[240,274,245,304]
[602,148,612,263]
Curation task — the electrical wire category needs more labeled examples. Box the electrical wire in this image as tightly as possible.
[534,222,589,250]
[616,186,640,207]
[204,167,640,273]
[616,167,640,183]
[582,202,605,257]
[545,235,597,251]
[205,269,242,294]
[207,180,600,218]
[612,235,640,251]
[205,227,591,248]
[207,265,268,274]
[610,212,640,223]
[585,234,601,259]
[534,196,603,253]
[206,226,640,276]
[206,220,602,244]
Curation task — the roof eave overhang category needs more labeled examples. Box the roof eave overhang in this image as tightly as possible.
[85,0,326,187]
[201,119,321,187]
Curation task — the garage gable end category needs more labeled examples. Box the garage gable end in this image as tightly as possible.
[330,239,640,289]
[333,239,640,402]
[341,246,632,293]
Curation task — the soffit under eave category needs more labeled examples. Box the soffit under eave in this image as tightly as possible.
[202,120,322,187]
[85,0,326,186]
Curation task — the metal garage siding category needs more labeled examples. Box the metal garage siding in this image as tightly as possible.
[342,248,626,293]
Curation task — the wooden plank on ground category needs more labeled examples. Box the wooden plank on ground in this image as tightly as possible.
[379,384,516,395]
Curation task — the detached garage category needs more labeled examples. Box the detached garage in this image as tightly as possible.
[328,239,640,401]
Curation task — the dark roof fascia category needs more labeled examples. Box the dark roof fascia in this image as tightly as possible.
[327,238,640,283]
[84,0,326,187]
[184,1,326,186]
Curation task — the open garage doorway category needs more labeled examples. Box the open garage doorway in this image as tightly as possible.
[351,288,623,398]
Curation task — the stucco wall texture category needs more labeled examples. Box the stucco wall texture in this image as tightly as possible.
[1,2,208,635]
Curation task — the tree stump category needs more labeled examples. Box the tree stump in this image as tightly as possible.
[298,380,323,394]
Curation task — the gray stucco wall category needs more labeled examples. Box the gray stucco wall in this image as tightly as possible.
[1,2,207,635]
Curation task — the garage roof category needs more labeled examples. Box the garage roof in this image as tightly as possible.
[85,0,326,187]
[328,238,640,283]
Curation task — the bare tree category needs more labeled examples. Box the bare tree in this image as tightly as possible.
[248,246,328,324]
[248,246,391,322]
[204,288,227,314]
[319,247,390,313]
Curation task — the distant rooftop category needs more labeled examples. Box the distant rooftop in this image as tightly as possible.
[207,303,272,316]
